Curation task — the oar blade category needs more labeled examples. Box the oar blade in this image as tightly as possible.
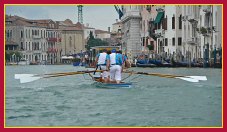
[175,77,199,82]
[187,76,207,81]
[15,74,36,79]
[19,76,42,83]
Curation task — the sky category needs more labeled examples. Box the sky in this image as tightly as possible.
[5,5,119,31]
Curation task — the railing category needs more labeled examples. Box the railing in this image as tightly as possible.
[187,15,198,23]
[47,48,58,53]
[47,38,57,42]
[154,29,165,35]
[187,37,199,44]
[46,38,61,42]
[33,35,41,39]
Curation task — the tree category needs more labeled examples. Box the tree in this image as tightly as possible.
[86,31,109,50]
[5,51,22,62]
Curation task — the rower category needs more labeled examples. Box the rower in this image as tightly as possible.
[94,49,110,83]
[109,49,123,84]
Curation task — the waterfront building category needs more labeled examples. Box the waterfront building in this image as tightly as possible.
[140,5,157,56]
[121,5,142,61]
[111,20,123,46]
[95,29,111,40]
[59,20,85,58]
[5,15,48,64]
[34,19,61,64]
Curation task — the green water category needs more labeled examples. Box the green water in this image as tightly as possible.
[5,65,222,127]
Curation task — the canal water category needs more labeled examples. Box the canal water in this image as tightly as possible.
[5,65,222,127]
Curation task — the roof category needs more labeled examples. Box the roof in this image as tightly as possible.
[60,26,82,31]
[112,21,122,25]
[95,29,111,34]
[6,15,49,27]
[73,22,84,30]
[84,27,95,29]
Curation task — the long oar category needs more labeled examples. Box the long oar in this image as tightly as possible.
[124,71,207,82]
[15,70,104,84]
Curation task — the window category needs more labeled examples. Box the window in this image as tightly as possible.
[165,38,168,46]
[21,31,23,38]
[163,16,167,30]
[179,15,182,29]
[142,37,145,46]
[178,37,182,46]
[69,36,72,47]
[150,41,154,50]
[10,30,12,38]
[26,29,27,38]
[158,22,161,29]
[21,42,24,50]
[172,37,175,46]
[6,30,10,38]
[172,16,175,29]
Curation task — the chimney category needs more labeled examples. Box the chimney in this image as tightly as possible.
[108,27,110,32]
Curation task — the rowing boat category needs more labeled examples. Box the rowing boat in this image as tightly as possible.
[93,77,132,88]
[14,70,207,84]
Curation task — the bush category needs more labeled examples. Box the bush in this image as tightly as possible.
[72,58,81,62]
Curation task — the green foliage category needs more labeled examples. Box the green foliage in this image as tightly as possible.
[72,58,81,62]
[197,27,212,35]
[200,27,207,34]
[86,32,109,50]
[147,45,154,51]
[5,51,22,61]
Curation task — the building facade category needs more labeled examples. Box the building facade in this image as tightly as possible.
[5,15,48,64]
[121,5,142,61]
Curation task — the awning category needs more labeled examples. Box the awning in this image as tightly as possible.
[154,12,164,24]
[61,56,74,59]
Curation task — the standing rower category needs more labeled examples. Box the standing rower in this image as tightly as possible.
[109,49,123,84]
[94,49,110,83]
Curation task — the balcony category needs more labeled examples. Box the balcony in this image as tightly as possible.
[140,31,149,37]
[33,50,42,54]
[154,29,165,36]
[187,37,199,44]
[47,38,57,42]
[182,15,188,22]
[58,38,61,42]
[187,15,198,23]
[33,35,41,39]
[47,48,58,53]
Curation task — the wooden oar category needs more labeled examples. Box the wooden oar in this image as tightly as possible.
[123,71,207,82]
[15,70,104,84]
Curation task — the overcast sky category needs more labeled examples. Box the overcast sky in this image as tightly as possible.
[5,5,119,31]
